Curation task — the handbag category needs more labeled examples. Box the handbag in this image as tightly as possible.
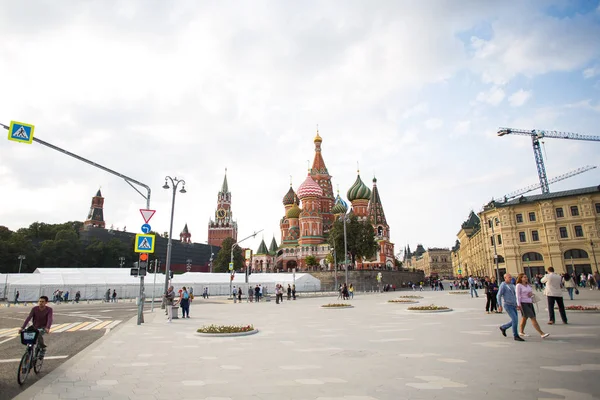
[575,288,580,295]
[531,293,541,303]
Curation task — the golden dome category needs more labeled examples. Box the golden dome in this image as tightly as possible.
[314,131,322,143]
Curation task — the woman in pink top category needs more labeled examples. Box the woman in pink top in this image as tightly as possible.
[516,273,549,339]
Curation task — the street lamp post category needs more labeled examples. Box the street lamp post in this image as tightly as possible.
[591,240,599,274]
[162,176,186,308]
[332,247,338,291]
[119,256,125,268]
[206,241,214,273]
[151,259,161,312]
[488,217,501,283]
[230,230,263,297]
[343,213,349,285]
[17,255,26,274]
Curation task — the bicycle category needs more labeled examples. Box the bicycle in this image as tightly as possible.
[17,327,45,385]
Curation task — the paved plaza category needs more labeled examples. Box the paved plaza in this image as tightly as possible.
[13,289,600,400]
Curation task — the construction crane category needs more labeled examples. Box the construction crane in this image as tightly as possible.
[495,165,597,202]
[498,128,600,194]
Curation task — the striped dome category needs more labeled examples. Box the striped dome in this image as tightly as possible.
[286,203,302,218]
[331,194,348,215]
[282,186,297,206]
[347,174,371,201]
[297,174,323,199]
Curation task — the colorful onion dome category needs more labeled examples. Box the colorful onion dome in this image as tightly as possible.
[347,174,371,201]
[297,173,323,199]
[314,131,322,143]
[331,194,348,215]
[282,186,297,206]
[286,203,302,218]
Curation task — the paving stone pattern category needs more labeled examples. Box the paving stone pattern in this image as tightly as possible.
[14,290,600,400]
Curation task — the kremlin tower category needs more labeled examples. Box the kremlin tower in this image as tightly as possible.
[208,170,238,247]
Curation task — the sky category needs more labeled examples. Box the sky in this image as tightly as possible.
[1,0,599,259]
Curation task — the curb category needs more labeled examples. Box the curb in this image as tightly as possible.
[320,305,354,309]
[13,312,146,400]
[195,329,259,337]
[388,300,419,304]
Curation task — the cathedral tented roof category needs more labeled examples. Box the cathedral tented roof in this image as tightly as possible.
[269,237,278,254]
[367,177,387,226]
[256,239,269,255]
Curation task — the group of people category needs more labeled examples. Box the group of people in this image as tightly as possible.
[337,283,354,300]
[497,267,569,342]
[163,286,194,322]
[104,289,117,303]
[51,289,82,303]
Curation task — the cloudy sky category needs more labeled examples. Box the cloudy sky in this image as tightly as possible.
[1,0,599,258]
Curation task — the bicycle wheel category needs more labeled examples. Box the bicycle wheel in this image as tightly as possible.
[17,350,31,385]
[33,348,44,374]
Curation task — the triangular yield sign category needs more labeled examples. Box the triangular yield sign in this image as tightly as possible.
[140,209,156,223]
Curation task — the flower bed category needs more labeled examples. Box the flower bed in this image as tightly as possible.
[564,305,600,312]
[388,299,419,304]
[196,324,258,337]
[398,295,424,299]
[321,303,354,308]
[448,291,469,295]
[407,305,452,313]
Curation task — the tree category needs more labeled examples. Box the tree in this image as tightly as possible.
[212,237,244,273]
[327,214,378,267]
[305,255,319,267]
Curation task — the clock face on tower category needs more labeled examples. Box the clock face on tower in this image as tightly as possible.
[217,208,226,219]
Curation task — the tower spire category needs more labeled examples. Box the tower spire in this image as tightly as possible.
[221,168,229,193]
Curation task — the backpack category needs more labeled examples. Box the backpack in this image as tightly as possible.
[183,291,189,300]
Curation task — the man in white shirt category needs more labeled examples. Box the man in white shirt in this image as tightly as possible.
[541,267,567,325]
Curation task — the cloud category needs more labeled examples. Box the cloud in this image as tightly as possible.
[470,12,600,84]
[424,118,444,130]
[583,65,599,79]
[476,86,505,106]
[508,89,532,107]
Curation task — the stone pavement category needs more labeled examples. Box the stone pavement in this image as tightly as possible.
[13,289,600,400]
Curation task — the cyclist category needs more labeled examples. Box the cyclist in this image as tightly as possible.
[19,296,53,358]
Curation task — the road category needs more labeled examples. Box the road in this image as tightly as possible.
[0,300,140,400]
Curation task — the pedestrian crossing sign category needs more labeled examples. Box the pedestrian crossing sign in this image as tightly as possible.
[134,234,155,253]
[7,120,35,144]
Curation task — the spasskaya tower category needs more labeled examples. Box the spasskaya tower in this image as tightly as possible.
[208,169,238,247]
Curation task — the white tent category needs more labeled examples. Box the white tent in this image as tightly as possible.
[1,270,321,301]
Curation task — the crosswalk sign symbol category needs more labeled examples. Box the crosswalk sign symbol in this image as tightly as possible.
[7,121,35,144]
[135,234,155,253]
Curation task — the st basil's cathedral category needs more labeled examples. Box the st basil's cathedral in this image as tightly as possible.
[255,132,395,272]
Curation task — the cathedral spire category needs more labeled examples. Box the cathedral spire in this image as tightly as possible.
[311,128,328,175]
[368,176,389,239]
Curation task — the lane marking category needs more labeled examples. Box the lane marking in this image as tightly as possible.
[53,322,81,333]
[48,323,70,332]
[0,336,17,345]
[67,322,92,332]
[0,328,19,336]
[80,321,104,331]
[0,355,69,363]
[104,320,122,329]
[92,321,112,330]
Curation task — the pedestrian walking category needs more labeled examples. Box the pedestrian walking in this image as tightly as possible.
[497,273,524,341]
[179,287,190,318]
[14,290,19,305]
[254,285,260,302]
[165,286,175,323]
[232,286,238,303]
[112,289,117,303]
[516,274,549,339]
[237,286,242,303]
[287,284,292,300]
[248,286,254,302]
[349,283,354,299]
[75,291,81,303]
[468,275,479,298]
[563,273,576,300]
[105,289,111,303]
[541,267,568,325]
[292,284,296,300]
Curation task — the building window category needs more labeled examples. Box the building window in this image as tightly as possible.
[574,225,584,237]
[596,203,600,214]
[532,230,539,241]
[497,235,502,245]
[522,252,543,261]
[490,236,495,246]
[528,212,536,222]
[570,206,579,216]
[556,208,564,218]
[564,249,589,259]
[516,214,523,223]
[559,227,568,238]
[519,232,526,242]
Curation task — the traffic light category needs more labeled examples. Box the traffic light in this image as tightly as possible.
[138,253,148,276]
[169,271,174,279]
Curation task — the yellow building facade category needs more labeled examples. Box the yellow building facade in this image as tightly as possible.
[454,186,600,279]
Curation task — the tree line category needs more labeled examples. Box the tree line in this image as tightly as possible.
[0,222,135,273]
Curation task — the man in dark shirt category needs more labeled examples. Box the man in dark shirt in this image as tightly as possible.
[20,296,53,357]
